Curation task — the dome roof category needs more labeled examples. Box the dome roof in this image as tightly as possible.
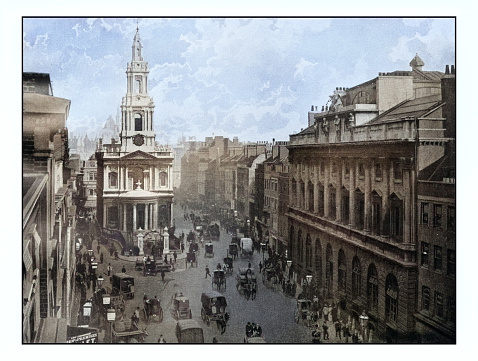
[119,187,158,199]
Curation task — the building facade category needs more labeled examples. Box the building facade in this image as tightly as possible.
[287,56,455,343]
[96,26,174,243]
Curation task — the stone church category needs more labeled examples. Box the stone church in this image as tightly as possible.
[95,26,174,243]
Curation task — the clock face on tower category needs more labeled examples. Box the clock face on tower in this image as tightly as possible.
[133,134,144,146]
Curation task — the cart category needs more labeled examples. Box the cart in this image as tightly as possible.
[212,269,226,290]
[143,257,157,276]
[172,292,192,319]
[223,256,233,274]
[228,243,238,260]
[143,296,163,322]
[186,251,197,268]
[176,319,204,343]
[236,267,257,300]
[112,319,147,343]
[240,238,253,258]
[200,291,229,333]
[205,242,214,258]
[294,299,314,326]
[111,273,135,299]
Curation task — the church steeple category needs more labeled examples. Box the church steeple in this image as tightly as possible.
[132,24,143,62]
[120,23,156,152]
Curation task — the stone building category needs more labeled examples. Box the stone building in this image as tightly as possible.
[23,72,78,342]
[96,26,174,243]
[287,56,455,342]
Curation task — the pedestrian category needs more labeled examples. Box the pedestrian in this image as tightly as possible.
[161,270,165,282]
[114,251,119,260]
[121,265,126,273]
[107,263,112,276]
[205,265,211,278]
[259,261,263,273]
[352,330,359,343]
[97,244,100,254]
[331,303,338,323]
[334,319,342,340]
[100,252,104,264]
[212,337,218,343]
[248,262,251,269]
[86,274,91,290]
[312,325,321,343]
[164,255,168,264]
[322,303,329,322]
[173,251,177,263]
[181,243,185,253]
[343,322,351,343]
[322,321,329,340]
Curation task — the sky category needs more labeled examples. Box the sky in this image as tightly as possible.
[22,17,455,145]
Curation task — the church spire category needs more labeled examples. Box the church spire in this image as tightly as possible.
[132,23,143,61]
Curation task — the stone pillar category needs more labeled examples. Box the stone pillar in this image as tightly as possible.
[170,202,174,228]
[133,203,137,231]
[336,159,343,223]
[153,202,158,230]
[324,160,330,218]
[349,160,356,227]
[145,203,149,230]
[123,204,127,232]
[382,160,391,236]
[313,164,319,214]
[163,227,170,255]
[403,169,411,243]
[149,167,153,190]
[364,160,372,232]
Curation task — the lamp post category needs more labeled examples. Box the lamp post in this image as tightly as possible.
[359,310,369,343]
[107,308,116,343]
[305,274,313,300]
[287,260,292,282]
[82,300,92,326]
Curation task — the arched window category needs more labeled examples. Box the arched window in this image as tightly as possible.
[109,172,118,188]
[389,194,403,241]
[305,235,312,268]
[355,189,365,230]
[135,113,143,131]
[385,274,399,323]
[318,183,324,216]
[338,249,346,292]
[159,172,167,187]
[367,264,379,312]
[341,186,350,224]
[308,181,314,211]
[371,191,382,235]
[299,180,305,209]
[352,256,361,300]
[329,185,336,220]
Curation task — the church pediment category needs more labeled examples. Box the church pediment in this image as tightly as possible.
[120,150,157,160]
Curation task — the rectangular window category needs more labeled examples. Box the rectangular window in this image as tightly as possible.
[421,242,429,267]
[434,246,442,271]
[422,286,430,311]
[393,162,402,181]
[435,292,444,318]
[434,204,442,227]
[421,202,429,225]
[375,163,382,181]
[447,206,455,231]
[447,249,456,277]
[358,163,365,179]
[89,172,96,181]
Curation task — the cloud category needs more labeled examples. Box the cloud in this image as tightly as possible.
[294,58,318,80]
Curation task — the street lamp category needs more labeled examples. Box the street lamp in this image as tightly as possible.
[287,260,292,281]
[107,308,116,343]
[359,310,369,343]
[305,274,313,300]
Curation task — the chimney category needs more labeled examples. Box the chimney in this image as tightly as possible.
[441,64,456,143]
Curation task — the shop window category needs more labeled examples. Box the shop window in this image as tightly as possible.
[421,242,429,267]
[422,286,430,311]
[447,206,455,231]
[434,246,442,271]
[435,292,444,319]
[433,204,442,227]
[447,250,455,277]
[421,202,429,225]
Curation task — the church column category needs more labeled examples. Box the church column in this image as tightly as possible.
[133,203,137,231]
[104,165,109,191]
[124,166,129,191]
[123,204,127,232]
[145,203,149,230]
[149,166,153,190]
[153,202,158,230]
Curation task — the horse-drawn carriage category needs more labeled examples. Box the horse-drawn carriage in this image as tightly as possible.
[228,243,238,260]
[112,319,147,343]
[176,319,204,343]
[111,273,135,299]
[186,251,198,268]
[206,223,220,241]
[172,292,192,320]
[143,257,157,276]
[262,265,279,289]
[223,256,233,274]
[294,299,314,326]
[143,296,163,322]
[204,242,214,258]
[189,241,199,256]
[200,291,229,333]
[236,267,257,300]
[212,269,226,290]
[244,323,265,343]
